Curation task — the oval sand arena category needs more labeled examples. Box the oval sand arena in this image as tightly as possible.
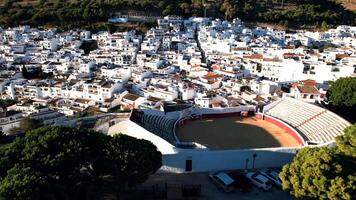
[176,117,300,150]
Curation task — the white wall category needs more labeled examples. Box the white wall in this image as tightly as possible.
[0,119,21,134]
[160,147,299,173]
[191,106,255,115]
[108,120,177,154]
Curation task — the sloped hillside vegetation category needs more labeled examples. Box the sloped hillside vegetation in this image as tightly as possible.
[0,0,354,29]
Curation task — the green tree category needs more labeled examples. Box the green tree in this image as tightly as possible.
[220,0,237,20]
[206,90,217,98]
[179,3,191,15]
[83,8,90,21]
[0,126,162,199]
[0,131,4,141]
[21,66,29,79]
[9,117,42,134]
[280,124,356,200]
[335,124,356,157]
[321,20,328,30]
[107,134,163,190]
[105,23,115,33]
[280,147,337,199]
[3,0,14,12]
[328,77,356,107]
[294,40,302,48]
[283,20,289,30]
[0,164,46,200]
[162,5,172,16]
[0,99,17,110]
[79,40,99,54]
[243,2,254,14]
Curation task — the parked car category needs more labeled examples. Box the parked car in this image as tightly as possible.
[228,170,252,192]
[245,172,272,191]
[260,169,283,188]
[208,171,235,193]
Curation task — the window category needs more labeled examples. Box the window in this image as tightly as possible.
[217,178,226,186]
[253,178,263,184]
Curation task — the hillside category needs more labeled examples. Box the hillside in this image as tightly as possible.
[0,0,355,30]
[341,0,356,11]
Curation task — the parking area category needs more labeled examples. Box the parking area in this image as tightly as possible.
[137,172,295,200]
[203,179,293,200]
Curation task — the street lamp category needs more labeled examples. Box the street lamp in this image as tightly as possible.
[252,153,257,169]
[244,158,249,172]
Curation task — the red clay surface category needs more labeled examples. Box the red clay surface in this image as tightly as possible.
[176,117,300,150]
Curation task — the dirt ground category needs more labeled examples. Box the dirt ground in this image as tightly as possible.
[342,0,356,11]
[176,117,300,150]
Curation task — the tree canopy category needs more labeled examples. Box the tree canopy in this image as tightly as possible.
[8,117,42,134]
[328,77,356,107]
[0,99,17,110]
[0,126,162,199]
[79,40,99,54]
[0,0,354,29]
[336,124,356,157]
[280,124,356,200]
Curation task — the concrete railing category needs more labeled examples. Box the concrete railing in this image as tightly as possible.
[191,106,255,115]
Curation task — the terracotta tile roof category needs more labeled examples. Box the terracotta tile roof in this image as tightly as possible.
[301,79,317,86]
[226,97,241,101]
[122,93,140,101]
[147,96,162,102]
[203,72,223,79]
[336,54,350,59]
[243,54,263,60]
[283,53,304,56]
[297,85,319,94]
[211,65,220,70]
[253,96,265,102]
[263,58,282,62]
[283,53,304,58]
[75,98,91,104]
[212,102,221,107]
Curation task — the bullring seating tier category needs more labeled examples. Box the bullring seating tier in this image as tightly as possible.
[131,112,177,144]
[265,98,351,144]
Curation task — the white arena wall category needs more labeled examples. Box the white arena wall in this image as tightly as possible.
[189,106,256,116]
[138,106,257,120]
[160,147,300,173]
[108,120,177,154]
